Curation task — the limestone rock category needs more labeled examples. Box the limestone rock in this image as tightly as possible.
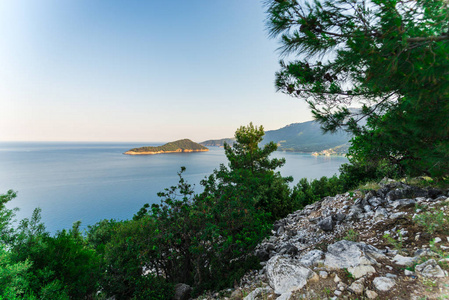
[276,292,292,300]
[392,254,418,266]
[415,259,446,278]
[365,289,378,299]
[173,283,192,300]
[348,279,364,294]
[318,216,334,231]
[243,287,272,300]
[324,240,385,269]
[347,264,376,279]
[373,277,396,291]
[390,198,416,209]
[298,250,324,267]
[266,256,316,294]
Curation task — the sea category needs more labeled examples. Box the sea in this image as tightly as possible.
[0,142,348,233]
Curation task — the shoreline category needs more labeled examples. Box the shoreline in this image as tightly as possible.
[124,149,209,155]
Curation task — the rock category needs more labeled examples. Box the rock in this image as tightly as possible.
[276,292,291,300]
[334,274,341,283]
[324,240,385,269]
[368,197,384,207]
[365,290,378,299]
[255,249,270,261]
[334,290,342,296]
[173,283,192,300]
[434,237,442,243]
[389,212,406,219]
[390,198,416,209]
[298,250,324,267]
[243,287,272,300]
[318,216,334,231]
[347,264,376,279]
[374,208,389,221]
[277,226,285,236]
[319,271,328,279]
[333,213,346,222]
[278,243,299,256]
[373,277,396,291]
[414,248,435,257]
[404,269,415,276]
[392,254,418,266]
[415,259,446,278]
[348,279,364,294]
[266,256,317,294]
[230,289,243,300]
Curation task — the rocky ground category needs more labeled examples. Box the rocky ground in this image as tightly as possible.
[195,179,449,300]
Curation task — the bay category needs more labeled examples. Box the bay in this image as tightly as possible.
[0,142,348,233]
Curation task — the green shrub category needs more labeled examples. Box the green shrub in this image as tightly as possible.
[414,209,449,234]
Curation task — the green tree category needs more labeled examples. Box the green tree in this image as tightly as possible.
[266,0,449,178]
[204,123,294,220]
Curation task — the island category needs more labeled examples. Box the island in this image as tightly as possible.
[124,139,209,155]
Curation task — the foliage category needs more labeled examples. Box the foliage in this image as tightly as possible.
[205,122,294,220]
[266,0,449,178]
[414,209,449,234]
[291,175,345,208]
[343,229,359,242]
[383,231,404,253]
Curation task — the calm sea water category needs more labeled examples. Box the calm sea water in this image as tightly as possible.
[0,142,348,233]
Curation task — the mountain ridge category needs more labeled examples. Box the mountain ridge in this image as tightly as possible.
[200,120,351,153]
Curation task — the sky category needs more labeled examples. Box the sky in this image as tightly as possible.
[0,0,312,142]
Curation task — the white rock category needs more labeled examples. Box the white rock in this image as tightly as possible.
[373,277,396,291]
[365,290,378,299]
[334,274,341,283]
[266,255,317,294]
[434,237,442,243]
[244,287,273,300]
[347,264,376,279]
[275,292,291,300]
[415,259,446,278]
[298,249,324,267]
[319,271,328,279]
[348,280,364,294]
[324,240,385,270]
[392,254,418,266]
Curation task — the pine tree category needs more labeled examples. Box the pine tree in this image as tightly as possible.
[266,0,449,177]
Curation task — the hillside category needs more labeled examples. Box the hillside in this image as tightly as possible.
[124,139,209,155]
[201,120,351,153]
[200,138,236,147]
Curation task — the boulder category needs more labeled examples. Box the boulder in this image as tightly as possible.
[415,259,446,278]
[374,208,389,221]
[348,279,364,294]
[324,240,385,270]
[390,198,416,209]
[299,250,324,267]
[243,287,272,300]
[392,254,418,267]
[266,255,317,294]
[373,277,395,291]
[348,264,376,279]
[173,283,192,300]
[318,216,334,231]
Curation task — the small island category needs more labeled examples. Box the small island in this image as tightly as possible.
[124,139,209,155]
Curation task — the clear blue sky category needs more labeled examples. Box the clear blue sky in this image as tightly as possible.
[0,0,311,142]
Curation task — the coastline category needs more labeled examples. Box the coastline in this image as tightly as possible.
[124,149,209,155]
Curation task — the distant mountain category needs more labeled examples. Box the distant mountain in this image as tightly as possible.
[200,138,236,147]
[201,120,351,153]
[125,139,209,155]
